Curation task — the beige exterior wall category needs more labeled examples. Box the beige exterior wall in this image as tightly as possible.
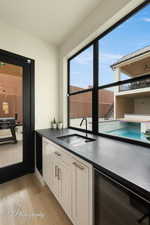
[115,96,134,119]
[114,96,150,119]
[134,98,150,115]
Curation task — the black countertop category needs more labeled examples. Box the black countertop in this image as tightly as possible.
[36,128,150,201]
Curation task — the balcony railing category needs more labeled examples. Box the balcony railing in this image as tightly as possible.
[119,79,150,92]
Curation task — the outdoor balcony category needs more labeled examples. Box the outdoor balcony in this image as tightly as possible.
[119,78,150,92]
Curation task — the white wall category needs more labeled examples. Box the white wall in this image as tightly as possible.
[60,0,143,57]
[59,0,144,127]
[0,21,58,129]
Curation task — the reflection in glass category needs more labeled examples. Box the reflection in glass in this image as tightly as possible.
[0,62,23,167]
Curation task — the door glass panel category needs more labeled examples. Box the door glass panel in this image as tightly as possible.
[0,62,23,167]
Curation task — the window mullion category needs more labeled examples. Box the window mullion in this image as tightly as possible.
[92,41,99,134]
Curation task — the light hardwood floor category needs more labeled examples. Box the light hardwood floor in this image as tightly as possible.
[0,127,23,168]
[0,174,73,225]
[0,140,22,168]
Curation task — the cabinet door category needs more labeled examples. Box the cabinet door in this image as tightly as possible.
[42,138,56,191]
[57,159,72,219]
[72,160,93,225]
[50,156,60,200]
[42,140,50,186]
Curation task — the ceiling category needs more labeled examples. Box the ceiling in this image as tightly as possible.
[0,0,102,45]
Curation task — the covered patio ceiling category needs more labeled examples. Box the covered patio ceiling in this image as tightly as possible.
[120,55,150,77]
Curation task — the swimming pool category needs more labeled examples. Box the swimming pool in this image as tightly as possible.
[107,127,148,142]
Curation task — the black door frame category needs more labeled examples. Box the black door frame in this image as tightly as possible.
[0,49,35,183]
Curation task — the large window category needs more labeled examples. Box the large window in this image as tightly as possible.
[68,2,150,145]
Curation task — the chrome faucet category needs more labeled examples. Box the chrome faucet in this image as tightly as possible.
[80,117,88,137]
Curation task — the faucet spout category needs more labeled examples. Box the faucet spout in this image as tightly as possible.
[80,117,85,127]
[80,117,88,137]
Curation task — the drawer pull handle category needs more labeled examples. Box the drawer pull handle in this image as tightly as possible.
[54,152,61,157]
[73,162,84,170]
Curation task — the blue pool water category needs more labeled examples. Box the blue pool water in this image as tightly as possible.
[107,127,148,142]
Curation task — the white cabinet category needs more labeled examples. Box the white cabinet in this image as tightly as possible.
[42,137,93,225]
[42,138,73,219]
[55,157,72,218]
[72,159,93,225]
[51,155,72,216]
[42,138,52,188]
[49,154,59,197]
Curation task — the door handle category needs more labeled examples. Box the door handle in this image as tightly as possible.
[55,165,58,177]
[58,168,61,180]
[73,162,84,170]
[54,152,61,157]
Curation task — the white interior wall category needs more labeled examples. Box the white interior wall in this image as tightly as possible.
[0,21,58,129]
[59,0,144,127]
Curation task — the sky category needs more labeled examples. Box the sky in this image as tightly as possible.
[70,3,150,89]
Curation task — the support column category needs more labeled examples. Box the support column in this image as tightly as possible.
[114,67,120,119]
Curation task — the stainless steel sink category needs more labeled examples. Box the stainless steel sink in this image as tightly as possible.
[57,134,96,147]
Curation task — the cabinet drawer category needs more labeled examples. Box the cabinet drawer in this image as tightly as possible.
[44,138,73,164]
[53,149,73,165]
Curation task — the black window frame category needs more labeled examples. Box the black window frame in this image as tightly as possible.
[67,43,95,133]
[67,1,150,147]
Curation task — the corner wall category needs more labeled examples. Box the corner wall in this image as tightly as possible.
[0,21,59,129]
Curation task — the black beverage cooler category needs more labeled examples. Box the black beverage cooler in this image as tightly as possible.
[95,169,150,225]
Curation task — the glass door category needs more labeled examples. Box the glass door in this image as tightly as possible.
[0,50,34,183]
[0,62,23,167]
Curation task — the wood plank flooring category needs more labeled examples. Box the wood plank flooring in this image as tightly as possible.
[0,140,22,168]
[0,174,73,225]
[0,127,23,168]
